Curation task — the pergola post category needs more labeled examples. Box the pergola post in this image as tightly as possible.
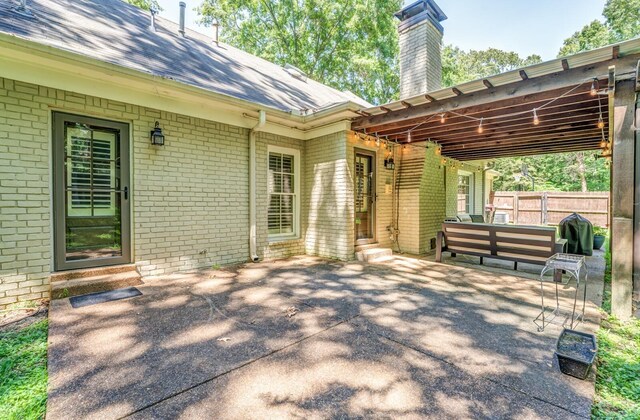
[611,76,636,319]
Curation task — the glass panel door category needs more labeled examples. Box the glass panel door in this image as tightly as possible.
[355,150,375,242]
[53,113,130,270]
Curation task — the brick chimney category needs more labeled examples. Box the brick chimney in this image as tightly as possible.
[395,0,447,98]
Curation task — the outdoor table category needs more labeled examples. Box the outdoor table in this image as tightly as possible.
[534,253,588,332]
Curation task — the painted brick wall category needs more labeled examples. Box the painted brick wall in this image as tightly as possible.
[397,146,425,254]
[305,132,354,260]
[473,165,485,215]
[399,19,443,99]
[445,165,459,217]
[419,149,446,253]
[396,145,447,254]
[0,77,312,307]
[0,78,51,306]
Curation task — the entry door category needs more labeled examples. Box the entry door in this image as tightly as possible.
[355,150,376,243]
[52,112,131,271]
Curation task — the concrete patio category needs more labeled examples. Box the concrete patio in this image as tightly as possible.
[47,253,604,419]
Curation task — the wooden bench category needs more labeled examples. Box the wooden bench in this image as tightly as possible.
[436,222,567,270]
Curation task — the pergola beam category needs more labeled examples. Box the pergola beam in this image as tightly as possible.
[440,129,605,152]
[611,77,636,319]
[373,93,603,136]
[446,142,601,160]
[387,107,607,142]
[443,135,602,156]
[352,55,639,130]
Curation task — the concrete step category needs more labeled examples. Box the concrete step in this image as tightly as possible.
[355,243,381,253]
[355,248,393,263]
[50,267,142,299]
[50,263,138,282]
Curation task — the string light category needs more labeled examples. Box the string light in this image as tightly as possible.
[599,139,608,149]
[355,77,605,154]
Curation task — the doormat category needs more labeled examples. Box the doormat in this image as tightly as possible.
[70,287,142,308]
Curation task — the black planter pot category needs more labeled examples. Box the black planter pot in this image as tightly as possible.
[593,235,606,250]
[556,329,597,380]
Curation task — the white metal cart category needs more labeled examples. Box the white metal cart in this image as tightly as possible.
[534,253,588,332]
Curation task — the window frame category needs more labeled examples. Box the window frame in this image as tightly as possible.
[267,145,301,242]
[457,171,474,215]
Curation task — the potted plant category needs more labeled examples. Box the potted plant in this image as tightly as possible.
[556,329,597,380]
[593,226,607,250]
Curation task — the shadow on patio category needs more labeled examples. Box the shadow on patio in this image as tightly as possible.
[47,252,604,419]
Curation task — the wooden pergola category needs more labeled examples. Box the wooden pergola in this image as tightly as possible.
[350,42,640,161]
[351,38,640,318]
[352,81,609,161]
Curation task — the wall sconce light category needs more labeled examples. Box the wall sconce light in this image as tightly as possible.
[150,121,165,146]
[384,157,395,170]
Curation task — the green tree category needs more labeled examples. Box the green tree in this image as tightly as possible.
[558,20,611,56]
[604,0,640,42]
[491,153,610,192]
[122,0,162,11]
[197,0,401,105]
[558,0,640,56]
[442,46,541,87]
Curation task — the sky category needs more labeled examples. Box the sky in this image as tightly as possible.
[155,0,607,61]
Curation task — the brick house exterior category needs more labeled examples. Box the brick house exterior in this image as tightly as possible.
[0,0,488,307]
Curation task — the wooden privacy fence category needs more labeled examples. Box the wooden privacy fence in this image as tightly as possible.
[492,191,610,227]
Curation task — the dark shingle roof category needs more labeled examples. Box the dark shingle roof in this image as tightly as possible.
[0,0,370,112]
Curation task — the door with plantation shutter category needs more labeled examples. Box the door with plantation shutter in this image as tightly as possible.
[52,113,131,270]
[355,149,376,244]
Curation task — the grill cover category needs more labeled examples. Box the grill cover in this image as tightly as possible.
[558,213,594,256]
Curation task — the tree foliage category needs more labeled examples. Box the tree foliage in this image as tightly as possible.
[491,152,610,192]
[442,46,541,87]
[558,0,640,56]
[197,0,401,105]
[122,0,162,11]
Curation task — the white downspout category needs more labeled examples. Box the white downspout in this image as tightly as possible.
[249,110,266,262]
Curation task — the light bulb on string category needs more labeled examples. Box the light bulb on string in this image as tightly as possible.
[477,118,484,134]
[599,139,608,149]
[597,115,605,129]
[590,79,598,96]
[440,113,446,124]
[532,109,540,125]
[375,134,380,147]
[407,131,412,143]
[435,144,442,156]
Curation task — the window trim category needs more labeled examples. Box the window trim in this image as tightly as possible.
[267,145,301,241]
[457,170,474,215]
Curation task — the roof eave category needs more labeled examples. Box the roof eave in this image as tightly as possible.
[0,32,355,139]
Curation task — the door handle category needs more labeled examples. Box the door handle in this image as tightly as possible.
[123,186,128,200]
